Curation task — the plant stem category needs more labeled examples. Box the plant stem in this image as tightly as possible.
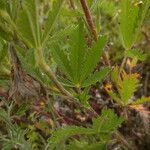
[36,48,74,100]
[80,0,97,41]
[119,56,127,75]
[80,0,110,66]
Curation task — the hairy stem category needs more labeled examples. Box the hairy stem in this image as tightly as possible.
[35,48,74,100]
[80,0,110,66]
[80,0,97,41]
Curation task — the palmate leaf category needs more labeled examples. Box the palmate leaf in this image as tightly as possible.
[81,67,111,87]
[118,72,139,104]
[48,126,93,150]
[80,36,107,83]
[52,23,107,88]
[48,109,123,150]
[93,109,124,134]
[119,0,150,49]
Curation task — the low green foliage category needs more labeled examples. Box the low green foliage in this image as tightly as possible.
[0,0,149,149]
[0,105,32,150]
[52,22,110,88]
[48,109,124,150]
[120,0,150,49]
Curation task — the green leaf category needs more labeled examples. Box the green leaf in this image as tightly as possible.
[0,0,6,10]
[80,36,107,83]
[81,67,111,87]
[118,72,139,104]
[111,66,120,85]
[77,88,90,108]
[0,39,8,63]
[125,49,146,61]
[0,22,13,41]
[6,0,20,21]
[58,77,75,87]
[92,109,124,140]
[99,0,118,16]
[48,25,76,45]
[16,48,50,84]
[66,141,106,150]
[0,108,13,130]
[16,0,39,48]
[119,0,150,49]
[48,109,123,150]
[130,96,150,105]
[61,8,81,17]
[69,21,87,83]
[15,103,30,116]
[42,0,64,45]
[51,45,73,80]
[49,126,93,150]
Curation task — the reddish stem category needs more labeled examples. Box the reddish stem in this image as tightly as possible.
[80,0,97,41]
[80,0,110,66]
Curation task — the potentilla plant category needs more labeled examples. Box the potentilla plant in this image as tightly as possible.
[0,0,149,150]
